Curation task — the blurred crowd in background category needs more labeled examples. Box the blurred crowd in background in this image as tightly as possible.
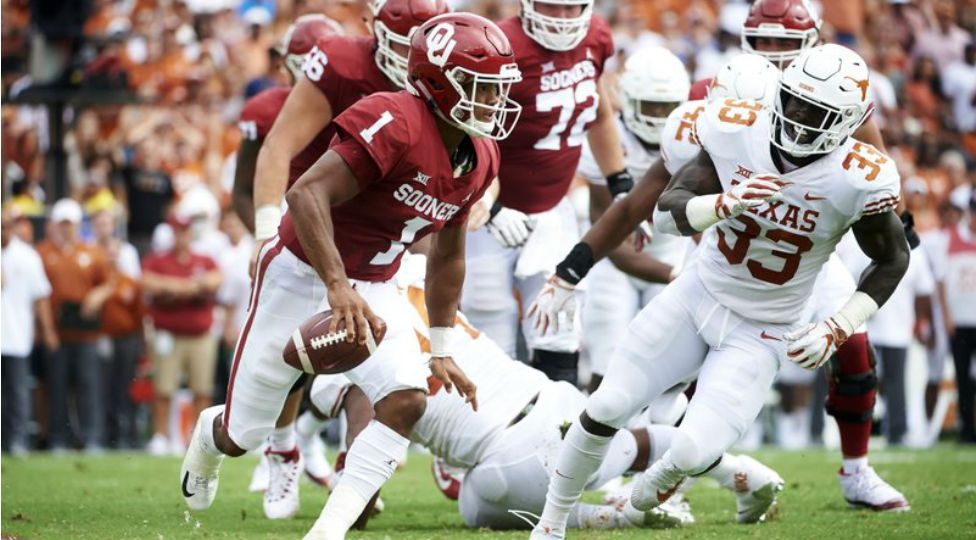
[1,0,974,455]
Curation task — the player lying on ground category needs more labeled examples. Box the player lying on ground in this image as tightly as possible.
[181,13,522,540]
[298,258,784,530]
[528,43,910,539]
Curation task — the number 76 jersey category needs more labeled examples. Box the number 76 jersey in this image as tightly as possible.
[692,98,900,324]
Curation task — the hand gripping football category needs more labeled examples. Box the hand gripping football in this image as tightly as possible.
[282,311,386,374]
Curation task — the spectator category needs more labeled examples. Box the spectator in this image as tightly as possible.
[91,208,141,278]
[99,241,146,449]
[141,212,222,456]
[1,205,58,455]
[912,1,972,68]
[940,197,976,443]
[942,43,976,133]
[113,139,175,255]
[36,199,114,452]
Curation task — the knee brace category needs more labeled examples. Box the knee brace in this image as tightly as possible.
[532,349,579,385]
[825,333,877,423]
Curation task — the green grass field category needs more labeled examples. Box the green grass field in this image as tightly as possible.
[3,445,976,539]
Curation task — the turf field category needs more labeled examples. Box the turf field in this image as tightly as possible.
[2,444,975,539]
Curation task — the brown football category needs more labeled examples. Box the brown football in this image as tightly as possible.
[282,310,386,374]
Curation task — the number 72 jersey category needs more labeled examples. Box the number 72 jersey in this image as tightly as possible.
[692,98,900,324]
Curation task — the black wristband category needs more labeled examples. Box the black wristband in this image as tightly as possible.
[605,170,635,199]
[488,200,504,221]
[901,211,920,250]
[556,242,595,285]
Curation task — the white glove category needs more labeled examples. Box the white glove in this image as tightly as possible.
[487,206,536,248]
[783,317,849,370]
[526,276,577,336]
[634,219,654,251]
[716,175,785,220]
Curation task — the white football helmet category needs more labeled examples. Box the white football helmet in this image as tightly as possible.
[520,0,593,52]
[619,47,690,145]
[771,44,872,157]
[709,53,780,106]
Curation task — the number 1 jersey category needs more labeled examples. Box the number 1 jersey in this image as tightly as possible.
[692,98,900,323]
[278,91,499,282]
[495,16,614,214]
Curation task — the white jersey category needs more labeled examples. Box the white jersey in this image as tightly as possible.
[660,99,708,176]
[578,117,690,276]
[693,98,901,323]
[402,287,549,469]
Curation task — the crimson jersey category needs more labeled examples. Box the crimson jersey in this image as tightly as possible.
[278,92,499,282]
[290,34,395,186]
[239,86,289,141]
[689,77,713,101]
[495,16,614,214]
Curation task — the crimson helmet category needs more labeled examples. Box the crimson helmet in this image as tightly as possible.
[371,0,451,89]
[741,0,821,68]
[280,15,345,81]
[406,13,522,140]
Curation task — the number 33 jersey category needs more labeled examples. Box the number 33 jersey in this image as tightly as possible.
[692,98,900,323]
[494,16,614,214]
[278,91,499,282]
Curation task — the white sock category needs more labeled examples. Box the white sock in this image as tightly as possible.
[646,425,677,464]
[269,424,297,452]
[312,421,408,536]
[199,405,223,456]
[296,411,328,439]
[538,421,613,532]
[842,456,868,475]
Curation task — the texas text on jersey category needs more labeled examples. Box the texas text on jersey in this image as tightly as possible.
[693,98,899,323]
[278,91,500,281]
[494,15,614,214]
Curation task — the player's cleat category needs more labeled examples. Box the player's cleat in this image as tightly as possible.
[723,455,785,523]
[528,523,565,539]
[839,465,910,512]
[249,450,270,492]
[298,431,336,490]
[622,494,695,528]
[180,406,224,511]
[264,446,303,520]
[431,456,465,500]
[630,458,686,511]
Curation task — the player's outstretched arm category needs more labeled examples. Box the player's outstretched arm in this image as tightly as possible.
[655,149,782,236]
[287,150,383,345]
[587,77,634,198]
[785,211,909,370]
[254,78,334,240]
[851,210,911,307]
[425,223,478,411]
[232,137,261,233]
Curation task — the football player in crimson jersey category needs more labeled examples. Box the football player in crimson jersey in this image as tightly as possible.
[249,0,449,250]
[461,0,629,384]
[232,15,346,518]
[180,13,522,540]
[233,14,344,233]
[740,0,909,511]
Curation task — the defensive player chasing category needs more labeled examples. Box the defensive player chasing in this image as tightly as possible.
[180,13,521,540]
[529,44,909,538]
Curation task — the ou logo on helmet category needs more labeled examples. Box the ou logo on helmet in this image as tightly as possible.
[426,22,457,67]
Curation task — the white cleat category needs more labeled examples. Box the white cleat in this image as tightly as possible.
[630,459,686,512]
[180,406,225,511]
[298,431,336,490]
[722,455,785,523]
[264,446,303,520]
[529,524,565,539]
[839,465,910,512]
[249,451,270,492]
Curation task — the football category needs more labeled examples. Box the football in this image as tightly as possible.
[282,310,386,374]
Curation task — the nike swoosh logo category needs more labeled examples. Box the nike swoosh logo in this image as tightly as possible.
[554,469,574,480]
[804,193,827,201]
[181,472,195,498]
[760,331,781,341]
[657,484,680,502]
